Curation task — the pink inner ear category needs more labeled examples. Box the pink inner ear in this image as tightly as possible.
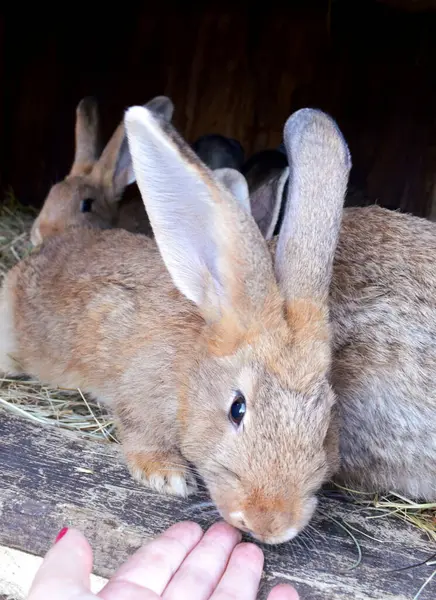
[251,178,283,238]
[69,161,95,177]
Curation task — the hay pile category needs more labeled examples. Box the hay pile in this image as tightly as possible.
[0,191,35,276]
[0,194,435,550]
[329,484,436,544]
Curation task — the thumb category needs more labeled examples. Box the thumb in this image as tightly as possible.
[28,527,95,600]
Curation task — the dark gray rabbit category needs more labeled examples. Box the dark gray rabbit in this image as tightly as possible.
[192,134,245,171]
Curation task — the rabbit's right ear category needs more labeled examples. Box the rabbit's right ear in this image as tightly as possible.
[275,109,351,348]
[213,168,251,214]
[144,96,174,123]
[94,96,175,200]
[69,96,101,176]
[125,106,283,350]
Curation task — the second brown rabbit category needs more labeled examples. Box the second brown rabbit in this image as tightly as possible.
[29,95,174,245]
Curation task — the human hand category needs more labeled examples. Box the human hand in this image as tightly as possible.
[27,521,299,600]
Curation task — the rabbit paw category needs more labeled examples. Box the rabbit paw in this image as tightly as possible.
[126,451,198,498]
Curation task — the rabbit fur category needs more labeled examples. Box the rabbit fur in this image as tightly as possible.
[29,95,174,246]
[2,105,435,541]
[0,106,349,544]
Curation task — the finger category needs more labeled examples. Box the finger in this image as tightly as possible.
[210,542,264,600]
[162,521,242,600]
[98,521,203,600]
[267,583,300,600]
[28,528,94,600]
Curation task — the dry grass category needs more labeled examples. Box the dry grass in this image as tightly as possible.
[329,484,436,544]
[0,377,118,443]
[0,189,35,276]
[0,194,435,564]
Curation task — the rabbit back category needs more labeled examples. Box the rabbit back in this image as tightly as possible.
[2,227,197,401]
[332,205,436,499]
[264,204,436,500]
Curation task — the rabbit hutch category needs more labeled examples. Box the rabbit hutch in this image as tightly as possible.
[0,1,436,598]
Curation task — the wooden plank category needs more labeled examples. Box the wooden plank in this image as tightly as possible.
[0,408,434,600]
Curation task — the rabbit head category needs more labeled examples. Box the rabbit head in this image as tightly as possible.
[30,96,174,246]
[125,105,351,544]
[192,134,245,171]
[241,149,289,240]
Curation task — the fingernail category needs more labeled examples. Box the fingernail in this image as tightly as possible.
[55,527,68,544]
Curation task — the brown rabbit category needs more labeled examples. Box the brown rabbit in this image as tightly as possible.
[249,153,436,502]
[29,95,174,246]
[0,106,349,544]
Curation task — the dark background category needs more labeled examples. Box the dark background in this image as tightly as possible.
[1,0,436,216]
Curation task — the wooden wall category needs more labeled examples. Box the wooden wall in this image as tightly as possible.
[0,0,436,216]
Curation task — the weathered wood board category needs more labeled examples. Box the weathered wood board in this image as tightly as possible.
[0,408,434,600]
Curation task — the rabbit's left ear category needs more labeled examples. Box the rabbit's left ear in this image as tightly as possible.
[70,96,102,176]
[125,105,283,350]
[275,109,351,338]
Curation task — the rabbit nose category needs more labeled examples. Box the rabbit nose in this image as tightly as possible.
[228,511,250,532]
[228,509,298,544]
[228,510,278,538]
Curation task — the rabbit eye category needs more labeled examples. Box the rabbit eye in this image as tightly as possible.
[229,392,246,426]
[80,198,93,213]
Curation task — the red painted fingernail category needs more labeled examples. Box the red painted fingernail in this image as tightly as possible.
[55,527,68,544]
